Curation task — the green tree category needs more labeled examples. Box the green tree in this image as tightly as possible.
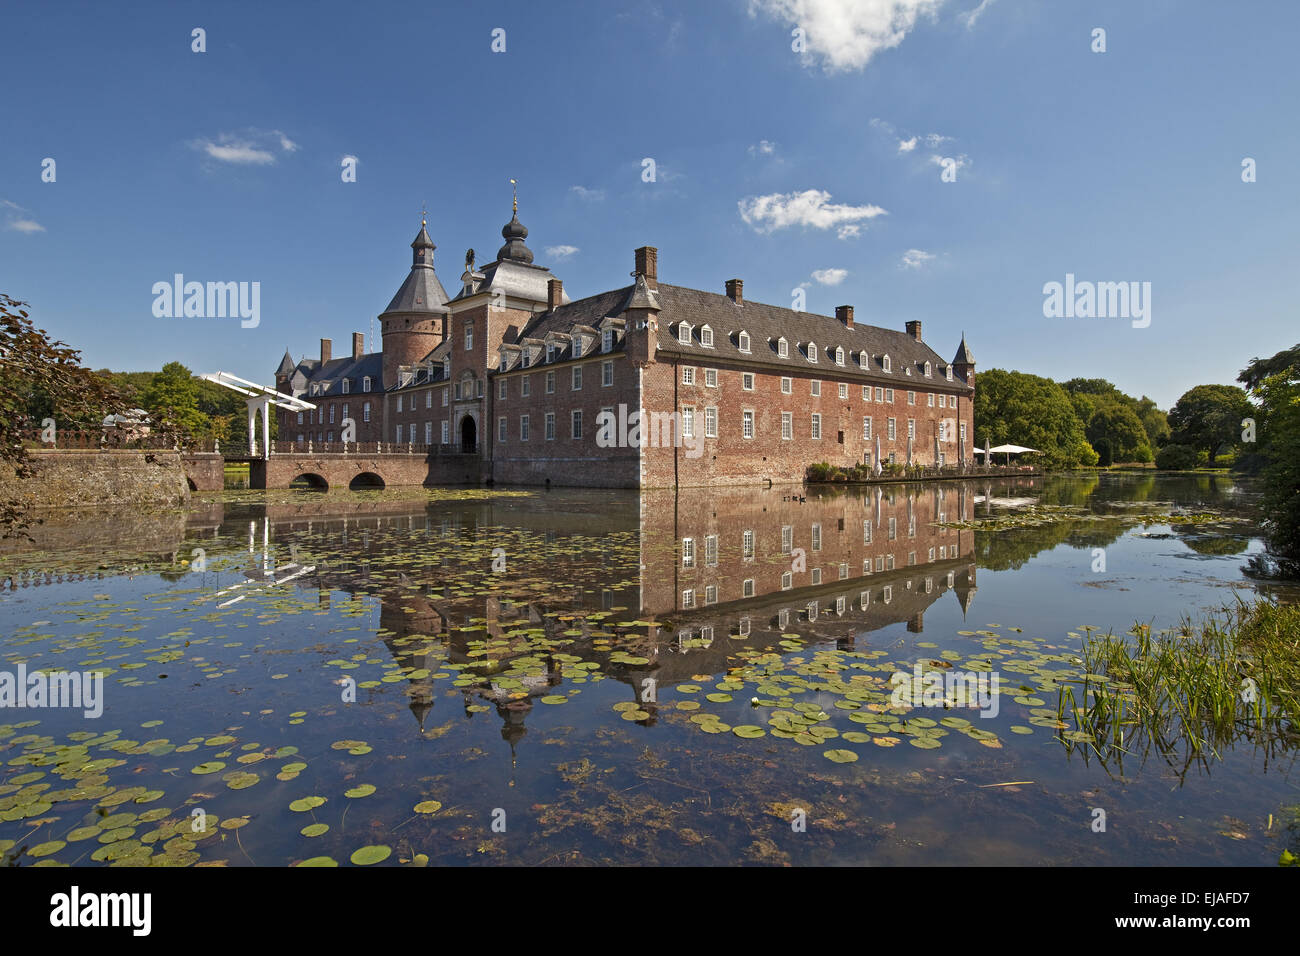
[1167,384,1251,466]
[974,369,1095,469]
[1085,402,1152,463]
[141,361,210,438]
[1135,396,1171,448]
[1,293,125,537]
[1239,346,1300,573]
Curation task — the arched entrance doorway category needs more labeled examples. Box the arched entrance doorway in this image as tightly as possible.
[460,415,477,454]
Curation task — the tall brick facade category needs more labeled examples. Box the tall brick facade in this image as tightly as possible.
[274,214,976,488]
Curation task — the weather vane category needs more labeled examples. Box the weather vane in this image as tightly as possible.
[509,178,517,215]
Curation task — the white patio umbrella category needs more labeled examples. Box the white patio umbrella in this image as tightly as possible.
[988,443,1040,465]
[906,434,913,465]
[874,436,882,475]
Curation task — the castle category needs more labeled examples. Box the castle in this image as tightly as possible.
[274,207,976,488]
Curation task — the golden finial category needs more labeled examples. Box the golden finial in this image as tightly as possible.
[510,179,517,215]
[421,202,427,228]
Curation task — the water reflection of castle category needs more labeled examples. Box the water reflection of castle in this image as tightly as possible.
[181,482,985,744]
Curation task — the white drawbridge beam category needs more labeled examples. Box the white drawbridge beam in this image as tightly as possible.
[201,371,316,460]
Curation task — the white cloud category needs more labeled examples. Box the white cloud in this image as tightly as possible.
[897,136,917,153]
[748,139,778,157]
[901,248,935,269]
[570,185,606,201]
[812,268,848,285]
[546,245,580,259]
[2,199,44,233]
[929,152,970,172]
[738,189,887,237]
[959,0,996,29]
[191,129,299,166]
[749,0,945,72]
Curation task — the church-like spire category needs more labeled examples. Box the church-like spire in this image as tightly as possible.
[411,211,436,268]
[496,182,534,263]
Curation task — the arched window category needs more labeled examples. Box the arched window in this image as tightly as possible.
[808,343,818,363]
[859,351,869,370]
[341,378,350,394]
[777,337,789,358]
[834,346,845,366]
[465,319,474,350]
[882,355,891,373]
[738,330,751,353]
[924,361,932,377]
[678,322,692,345]
[700,325,714,348]
[362,376,371,392]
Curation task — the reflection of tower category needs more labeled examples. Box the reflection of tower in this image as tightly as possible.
[908,610,924,633]
[954,565,978,617]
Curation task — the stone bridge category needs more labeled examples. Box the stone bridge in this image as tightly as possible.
[244,450,483,490]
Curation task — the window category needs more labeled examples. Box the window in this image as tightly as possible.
[441,420,449,443]
[781,412,792,440]
[938,421,947,442]
[465,320,474,350]
[602,329,614,353]
[811,568,822,585]
[497,417,506,442]
[545,412,556,441]
[947,366,954,382]
[738,330,751,353]
[705,406,717,438]
[297,411,303,425]
[363,376,371,392]
[678,322,692,345]
[863,385,871,401]
[546,344,557,363]
[521,376,531,398]
[863,417,872,440]
[705,535,718,566]
[297,434,304,445]
[777,337,789,358]
[928,392,934,407]
[572,365,582,390]
[839,383,848,399]
[682,538,695,568]
[888,418,896,440]
[363,402,371,422]
[441,388,448,406]
[571,410,582,439]
[682,366,695,386]
[834,346,844,366]
[781,377,792,394]
[683,589,695,609]
[839,564,849,581]
[499,379,507,400]
[743,580,755,598]
[602,361,614,386]
[863,520,872,544]
[882,355,891,373]
[908,419,915,439]
[875,387,884,401]
[704,585,718,605]
[808,343,818,363]
[705,368,717,388]
[960,422,967,444]
[742,410,754,439]
[452,381,461,401]
[681,405,695,439]
[742,372,754,390]
[781,571,793,590]
[908,391,915,405]
[742,530,755,559]
[924,361,932,377]
[888,517,897,540]
[811,524,822,551]
[397,396,403,413]
[327,404,335,424]
[520,415,529,441]
[409,423,418,443]
[810,380,820,397]
[811,413,821,439]
[886,388,894,403]
[545,371,555,394]
[859,352,870,370]
[949,395,957,409]
[396,425,403,443]
[424,390,431,408]
[700,325,714,347]
[781,526,793,553]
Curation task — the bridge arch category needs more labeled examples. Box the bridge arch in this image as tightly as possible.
[349,471,386,491]
[290,472,329,491]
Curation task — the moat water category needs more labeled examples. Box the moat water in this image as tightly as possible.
[1,473,1296,866]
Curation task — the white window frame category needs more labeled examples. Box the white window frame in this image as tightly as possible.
[738,330,751,353]
[678,322,692,345]
[704,368,718,388]
[777,337,789,358]
[781,412,792,440]
[742,372,755,391]
[742,409,755,439]
[811,413,821,440]
[781,376,792,394]
[700,325,714,348]
[682,366,695,386]
[602,360,614,386]
[704,406,717,438]
[839,382,848,399]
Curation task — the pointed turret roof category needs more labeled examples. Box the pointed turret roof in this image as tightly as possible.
[276,349,295,377]
[952,335,974,365]
[381,222,450,316]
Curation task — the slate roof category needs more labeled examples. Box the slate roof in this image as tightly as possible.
[381,264,450,316]
[952,336,974,365]
[289,352,385,397]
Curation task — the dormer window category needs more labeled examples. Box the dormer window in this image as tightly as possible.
[443,358,451,378]
[700,325,714,348]
[738,330,751,353]
[808,343,818,363]
[521,351,531,369]
[678,322,692,345]
[859,351,869,370]
[362,376,371,392]
[310,383,318,396]
[500,355,507,371]
[946,365,953,382]
[834,346,845,366]
[602,329,613,352]
[924,361,932,377]
[777,337,789,358]
[882,355,891,373]
[341,378,350,394]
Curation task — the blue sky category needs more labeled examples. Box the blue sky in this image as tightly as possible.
[2,0,1296,409]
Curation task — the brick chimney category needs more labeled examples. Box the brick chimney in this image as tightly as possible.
[634,246,658,289]
[726,279,743,304]
[352,332,365,359]
[836,305,854,330]
[320,338,332,364]
[906,320,922,341]
[547,278,564,311]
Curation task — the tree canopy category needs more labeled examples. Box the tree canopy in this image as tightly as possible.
[1167,384,1252,465]
[974,369,1097,469]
